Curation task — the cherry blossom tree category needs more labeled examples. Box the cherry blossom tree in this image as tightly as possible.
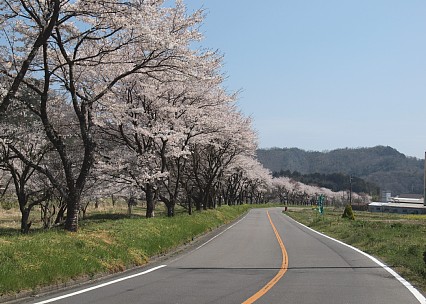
[271,176,369,206]
[186,105,258,210]
[92,3,218,218]
[221,156,273,206]
[154,56,239,216]
[0,0,207,231]
[0,0,61,113]
[0,87,55,232]
[1,0,282,230]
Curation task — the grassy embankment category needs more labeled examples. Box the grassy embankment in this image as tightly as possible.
[0,203,255,298]
[286,207,426,294]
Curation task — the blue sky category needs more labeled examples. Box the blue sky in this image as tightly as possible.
[184,1,426,159]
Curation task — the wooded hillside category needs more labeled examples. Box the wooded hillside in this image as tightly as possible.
[257,146,424,196]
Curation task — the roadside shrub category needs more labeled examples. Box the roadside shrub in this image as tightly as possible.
[342,204,355,220]
[407,245,419,256]
[390,222,403,229]
[1,200,16,210]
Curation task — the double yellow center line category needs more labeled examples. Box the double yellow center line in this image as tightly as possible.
[242,211,289,304]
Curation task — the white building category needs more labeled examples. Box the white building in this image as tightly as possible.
[368,194,426,214]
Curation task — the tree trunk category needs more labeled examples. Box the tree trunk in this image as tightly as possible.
[202,191,209,210]
[17,191,31,234]
[20,208,32,234]
[55,203,67,225]
[188,197,192,215]
[166,203,175,217]
[145,184,155,218]
[127,196,136,215]
[195,195,202,211]
[65,194,80,232]
[160,195,175,217]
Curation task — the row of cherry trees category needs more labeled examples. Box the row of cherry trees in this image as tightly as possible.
[0,0,273,232]
[272,177,370,206]
[0,1,368,233]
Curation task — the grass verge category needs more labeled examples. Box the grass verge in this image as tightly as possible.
[0,205,253,298]
[285,207,426,295]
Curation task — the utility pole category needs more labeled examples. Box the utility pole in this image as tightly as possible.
[424,152,426,206]
[349,175,352,206]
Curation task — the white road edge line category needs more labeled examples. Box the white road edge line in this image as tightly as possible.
[34,213,249,303]
[33,265,167,304]
[195,214,248,250]
[169,213,249,264]
[286,215,426,304]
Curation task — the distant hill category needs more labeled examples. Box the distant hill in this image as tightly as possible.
[257,146,424,196]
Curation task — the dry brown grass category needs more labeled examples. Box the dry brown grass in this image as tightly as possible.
[0,197,172,232]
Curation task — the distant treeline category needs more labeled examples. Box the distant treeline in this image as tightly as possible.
[257,146,424,195]
[272,170,380,196]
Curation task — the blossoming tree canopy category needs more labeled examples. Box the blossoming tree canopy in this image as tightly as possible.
[1,0,215,229]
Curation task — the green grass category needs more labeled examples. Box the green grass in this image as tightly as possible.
[0,204,253,297]
[286,207,426,294]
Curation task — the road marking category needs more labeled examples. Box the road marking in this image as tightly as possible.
[169,213,248,264]
[34,212,247,303]
[33,265,167,304]
[286,216,426,304]
[242,211,288,304]
[195,214,247,250]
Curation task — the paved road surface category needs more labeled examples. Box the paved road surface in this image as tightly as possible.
[21,208,425,304]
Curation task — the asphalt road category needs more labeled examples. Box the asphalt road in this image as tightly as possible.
[22,208,425,304]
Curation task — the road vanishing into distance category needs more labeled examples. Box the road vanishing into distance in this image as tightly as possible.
[20,208,425,304]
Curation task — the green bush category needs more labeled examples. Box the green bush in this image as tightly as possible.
[342,204,355,220]
[0,200,16,210]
